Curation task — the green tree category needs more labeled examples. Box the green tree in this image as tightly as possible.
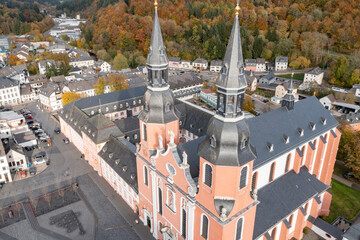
[347,69,360,86]
[113,54,129,70]
[97,49,112,62]
[60,34,70,41]
[45,63,58,79]
[94,77,106,95]
[59,62,70,76]
[252,37,264,59]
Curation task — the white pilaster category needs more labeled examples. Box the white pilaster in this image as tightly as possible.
[187,200,196,240]
[151,170,158,239]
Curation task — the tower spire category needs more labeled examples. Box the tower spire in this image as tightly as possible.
[282,70,295,110]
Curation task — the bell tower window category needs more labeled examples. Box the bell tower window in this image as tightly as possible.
[227,95,235,114]
[239,166,248,190]
[203,163,212,188]
[210,136,216,148]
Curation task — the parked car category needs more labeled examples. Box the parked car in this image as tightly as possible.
[26,120,34,124]
[20,108,30,114]
[24,146,33,151]
[54,127,61,134]
[32,151,46,161]
[25,115,33,119]
[255,111,261,116]
[34,159,46,165]
[343,172,355,179]
[29,167,36,175]
[63,138,69,144]
[20,171,26,178]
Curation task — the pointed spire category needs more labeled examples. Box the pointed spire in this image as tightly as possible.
[217,0,246,90]
[146,0,168,67]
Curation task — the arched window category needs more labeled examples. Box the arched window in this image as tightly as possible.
[269,162,275,182]
[239,166,248,190]
[285,154,291,173]
[271,227,277,239]
[181,207,187,238]
[235,218,243,240]
[304,203,309,213]
[201,214,209,239]
[210,136,216,148]
[204,163,212,188]
[289,214,293,227]
[142,123,147,141]
[144,166,148,186]
[251,172,258,191]
[165,103,171,112]
[301,146,306,165]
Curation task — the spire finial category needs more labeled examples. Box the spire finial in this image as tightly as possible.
[154,0,158,10]
[235,0,240,16]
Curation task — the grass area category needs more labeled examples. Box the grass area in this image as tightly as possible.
[333,162,360,185]
[277,73,304,80]
[323,179,360,223]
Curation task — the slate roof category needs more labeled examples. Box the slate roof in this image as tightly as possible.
[169,57,181,62]
[253,167,328,239]
[275,56,288,63]
[64,79,97,92]
[114,117,140,144]
[307,67,323,76]
[0,67,17,78]
[38,59,56,68]
[210,60,222,67]
[193,58,208,64]
[343,222,360,240]
[249,96,339,169]
[0,77,17,89]
[168,73,202,90]
[245,59,256,65]
[176,136,205,180]
[312,217,343,240]
[98,135,138,192]
[39,82,60,97]
[28,74,48,84]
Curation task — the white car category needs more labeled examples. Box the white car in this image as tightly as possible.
[34,158,46,165]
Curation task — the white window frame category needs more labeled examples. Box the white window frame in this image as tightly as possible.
[202,162,213,188]
[234,217,244,240]
[200,213,209,239]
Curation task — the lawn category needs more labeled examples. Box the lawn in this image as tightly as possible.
[333,162,360,185]
[277,73,304,81]
[323,179,360,223]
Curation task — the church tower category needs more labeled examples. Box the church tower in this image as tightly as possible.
[196,1,258,239]
[138,0,179,156]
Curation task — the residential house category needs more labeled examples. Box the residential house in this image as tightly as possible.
[0,77,20,106]
[256,58,266,72]
[168,57,182,69]
[15,50,30,61]
[192,58,208,70]
[20,85,36,103]
[0,111,28,139]
[275,56,288,71]
[38,82,63,111]
[95,60,112,73]
[320,94,336,110]
[48,44,66,54]
[68,67,82,75]
[304,67,324,85]
[13,131,37,147]
[0,143,12,183]
[181,60,192,69]
[50,75,66,83]
[210,60,222,73]
[69,56,95,68]
[28,74,48,91]
[245,59,257,71]
[0,35,11,49]
[62,78,98,97]
[0,65,29,84]
[4,140,28,171]
[30,41,50,49]
[168,72,203,99]
[258,71,277,85]
[0,47,7,62]
[38,59,56,75]
[245,71,257,92]
[275,81,297,99]
[342,112,360,132]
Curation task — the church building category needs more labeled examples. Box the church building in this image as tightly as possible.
[59,1,341,239]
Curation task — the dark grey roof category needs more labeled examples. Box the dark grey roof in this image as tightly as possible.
[168,73,202,90]
[307,67,323,76]
[217,15,246,90]
[312,217,343,240]
[256,58,265,64]
[193,58,208,64]
[73,86,146,111]
[0,77,17,89]
[249,96,339,168]
[245,59,256,65]
[253,167,328,239]
[98,136,138,193]
[84,114,123,144]
[39,82,60,97]
[114,117,140,144]
[169,57,181,62]
[343,222,360,240]
[146,9,168,67]
[275,56,288,62]
[210,60,222,67]
[176,136,205,179]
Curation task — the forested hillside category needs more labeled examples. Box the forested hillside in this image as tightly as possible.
[0,0,55,35]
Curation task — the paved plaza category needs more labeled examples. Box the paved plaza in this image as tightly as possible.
[0,102,153,239]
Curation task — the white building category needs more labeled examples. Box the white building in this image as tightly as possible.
[69,56,95,68]
[39,82,63,111]
[100,61,111,73]
[0,111,28,139]
[192,58,208,70]
[13,131,37,147]
[304,67,324,85]
[319,94,336,110]
[20,85,36,103]
[0,143,12,183]
[256,58,266,72]
[275,56,288,71]
[210,60,222,73]
[0,77,21,106]
[0,65,29,84]
[38,59,56,75]
[5,141,28,172]
[48,44,66,54]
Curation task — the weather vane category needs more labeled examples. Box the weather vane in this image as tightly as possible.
[235,0,240,16]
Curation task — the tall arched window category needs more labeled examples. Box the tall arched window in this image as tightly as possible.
[204,163,212,188]
[285,154,291,173]
[144,166,148,186]
[142,123,147,141]
[201,214,209,239]
[251,172,258,191]
[301,146,305,165]
[269,162,276,182]
[235,218,243,240]
[289,214,293,227]
[239,166,248,190]
[271,227,277,239]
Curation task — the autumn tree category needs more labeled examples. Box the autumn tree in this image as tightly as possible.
[94,77,107,95]
[290,56,311,69]
[243,96,255,114]
[113,53,129,70]
[108,74,129,92]
[8,55,20,66]
[61,92,82,105]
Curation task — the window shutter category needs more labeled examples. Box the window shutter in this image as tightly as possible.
[201,215,208,238]
[182,209,187,238]
[251,172,257,191]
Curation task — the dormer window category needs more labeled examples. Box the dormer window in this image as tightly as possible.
[320,117,327,125]
[91,110,94,115]
[109,153,114,159]
[282,134,289,143]
[105,107,109,112]
[240,140,247,150]
[222,65,227,74]
[309,122,316,131]
[266,142,274,152]
[115,159,120,165]
[102,146,107,152]
[297,128,304,136]
[210,136,216,148]
[165,103,171,112]
[113,105,117,110]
